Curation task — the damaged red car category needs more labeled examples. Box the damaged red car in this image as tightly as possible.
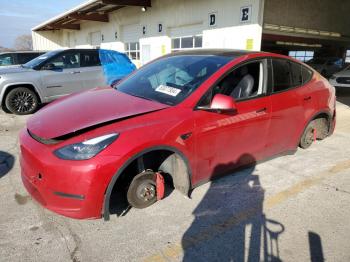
[19,50,336,220]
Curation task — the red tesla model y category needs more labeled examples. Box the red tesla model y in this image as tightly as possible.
[19,50,336,220]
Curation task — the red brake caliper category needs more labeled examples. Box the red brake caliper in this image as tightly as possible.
[313,128,317,142]
[156,172,165,200]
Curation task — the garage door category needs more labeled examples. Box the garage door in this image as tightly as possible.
[169,24,202,38]
[122,24,141,43]
[90,31,101,47]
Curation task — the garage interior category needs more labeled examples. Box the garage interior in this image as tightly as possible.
[262,0,350,64]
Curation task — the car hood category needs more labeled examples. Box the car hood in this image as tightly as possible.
[27,87,170,140]
[333,69,350,77]
[0,65,34,74]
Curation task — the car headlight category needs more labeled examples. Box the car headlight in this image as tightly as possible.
[330,75,336,80]
[54,133,119,160]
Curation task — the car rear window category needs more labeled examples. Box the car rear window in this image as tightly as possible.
[290,62,303,87]
[301,65,313,84]
[272,59,293,92]
[272,59,312,92]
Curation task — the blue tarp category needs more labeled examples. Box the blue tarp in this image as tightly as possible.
[98,49,136,85]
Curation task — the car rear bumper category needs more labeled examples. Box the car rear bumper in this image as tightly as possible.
[19,128,121,219]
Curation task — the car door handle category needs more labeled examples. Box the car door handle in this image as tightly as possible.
[71,71,81,74]
[256,108,267,113]
[304,96,312,101]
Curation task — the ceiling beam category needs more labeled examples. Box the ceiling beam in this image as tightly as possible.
[101,0,151,7]
[69,13,109,22]
[50,23,81,30]
[103,5,124,13]
[81,3,105,14]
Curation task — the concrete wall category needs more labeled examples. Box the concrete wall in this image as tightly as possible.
[32,0,264,64]
[264,0,350,36]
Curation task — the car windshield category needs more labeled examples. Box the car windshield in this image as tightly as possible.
[116,55,232,105]
[22,50,61,69]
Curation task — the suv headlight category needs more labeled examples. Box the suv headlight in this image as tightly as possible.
[54,133,119,160]
[330,75,336,80]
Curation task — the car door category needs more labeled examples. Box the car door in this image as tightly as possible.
[79,50,105,90]
[193,59,272,184]
[265,58,309,156]
[39,50,84,100]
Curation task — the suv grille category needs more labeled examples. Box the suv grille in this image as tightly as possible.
[336,77,350,84]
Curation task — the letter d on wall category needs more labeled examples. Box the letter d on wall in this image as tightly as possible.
[208,12,217,27]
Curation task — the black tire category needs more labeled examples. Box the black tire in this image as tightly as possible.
[5,87,39,115]
[127,171,157,209]
[300,121,315,149]
[1,104,11,113]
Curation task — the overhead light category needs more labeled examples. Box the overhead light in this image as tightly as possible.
[264,23,341,38]
[276,41,322,48]
[141,6,147,12]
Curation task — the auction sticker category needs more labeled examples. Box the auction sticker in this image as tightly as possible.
[155,85,181,97]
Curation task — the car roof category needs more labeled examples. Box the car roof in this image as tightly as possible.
[0,51,45,54]
[59,48,99,52]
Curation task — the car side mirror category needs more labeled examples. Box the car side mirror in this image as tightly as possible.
[198,94,237,114]
[42,63,55,70]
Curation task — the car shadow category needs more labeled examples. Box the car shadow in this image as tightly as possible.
[0,151,15,179]
[336,87,350,107]
[181,154,285,261]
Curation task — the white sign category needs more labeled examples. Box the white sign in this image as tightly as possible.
[240,6,252,23]
[155,85,181,97]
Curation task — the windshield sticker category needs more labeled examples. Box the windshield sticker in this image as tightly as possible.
[155,85,181,97]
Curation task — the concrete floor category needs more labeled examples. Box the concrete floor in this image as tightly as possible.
[0,89,350,262]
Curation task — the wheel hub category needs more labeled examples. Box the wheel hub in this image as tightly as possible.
[137,182,156,201]
[11,91,35,113]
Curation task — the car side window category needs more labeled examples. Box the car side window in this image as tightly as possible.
[198,60,265,107]
[46,52,80,69]
[301,65,313,84]
[18,53,38,64]
[80,51,101,67]
[290,62,303,87]
[0,54,13,66]
[272,59,294,92]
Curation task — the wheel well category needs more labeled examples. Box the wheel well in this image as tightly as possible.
[311,112,331,131]
[105,148,191,219]
[1,84,41,110]
[312,112,329,121]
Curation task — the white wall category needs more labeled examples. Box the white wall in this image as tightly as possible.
[33,0,264,63]
[32,31,64,50]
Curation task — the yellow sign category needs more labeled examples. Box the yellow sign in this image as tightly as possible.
[161,45,166,55]
[246,39,254,50]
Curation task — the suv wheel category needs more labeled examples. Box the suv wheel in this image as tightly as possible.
[5,87,39,115]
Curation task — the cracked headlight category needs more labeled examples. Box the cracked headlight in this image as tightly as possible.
[54,133,119,160]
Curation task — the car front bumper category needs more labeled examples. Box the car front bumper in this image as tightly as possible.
[19,128,121,219]
[329,78,350,88]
